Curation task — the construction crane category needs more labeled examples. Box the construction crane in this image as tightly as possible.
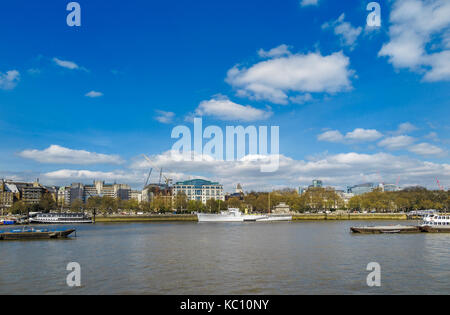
[396,176,401,187]
[142,154,172,187]
[436,178,444,191]
[143,168,153,190]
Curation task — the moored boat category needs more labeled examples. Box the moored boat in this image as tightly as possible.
[197,209,292,222]
[0,219,17,225]
[0,227,76,240]
[29,212,93,224]
[350,225,420,234]
[419,214,450,233]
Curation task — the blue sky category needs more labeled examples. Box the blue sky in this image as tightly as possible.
[0,0,449,191]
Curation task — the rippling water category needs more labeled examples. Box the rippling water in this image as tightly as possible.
[1,221,449,295]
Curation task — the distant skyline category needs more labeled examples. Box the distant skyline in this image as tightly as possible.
[0,0,449,191]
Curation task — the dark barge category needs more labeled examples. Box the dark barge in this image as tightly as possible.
[350,225,421,234]
[0,227,76,240]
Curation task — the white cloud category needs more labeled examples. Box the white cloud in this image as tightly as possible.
[322,14,362,48]
[289,93,313,104]
[408,142,445,156]
[394,122,418,135]
[85,91,103,98]
[424,132,439,141]
[317,130,344,143]
[300,0,318,7]
[226,50,354,104]
[53,58,80,70]
[318,128,383,143]
[378,135,416,150]
[127,150,450,191]
[0,70,20,90]
[155,110,175,124]
[19,145,124,165]
[195,95,272,121]
[345,128,383,142]
[43,169,133,181]
[258,44,292,58]
[379,0,450,81]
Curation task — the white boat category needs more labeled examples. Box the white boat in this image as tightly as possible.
[420,214,450,232]
[29,213,93,224]
[197,208,291,222]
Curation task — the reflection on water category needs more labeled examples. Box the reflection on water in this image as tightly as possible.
[0,221,449,294]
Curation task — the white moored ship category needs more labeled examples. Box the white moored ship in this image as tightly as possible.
[29,213,93,224]
[420,213,450,233]
[197,208,291,223]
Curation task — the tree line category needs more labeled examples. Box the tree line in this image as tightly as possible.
[8,187,450,215]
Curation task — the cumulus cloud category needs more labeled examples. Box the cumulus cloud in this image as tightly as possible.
[194,95,272,121]
[43,169,133,181]
[345,128,383,142]
[126,150,449,191]
[53,58,80,70]
[394,122,418,135]
[300,0,318,7]
[379,0,450,81]
[317,130,344,143]
[85,91,103,98]
[258,44,292,58]
[0,70,20,90]
[226,49,354,104]
[408,142,445,156]
[19,145,124,165]
[322,14,362,48]
[155,110,175,124]
[318,128,383,143]
[378,135,416,150]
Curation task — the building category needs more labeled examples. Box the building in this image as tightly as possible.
[236,183,244,194]
[142,184,172,203]
[381,183,399,192]
[172,179,224,204]
[312,180,323,188]
[70,181,132,204]
[130,190,142,203]
[57,186,71,208]
[15,180,47,205]
[336,190,354,206]
[348,183,376,195]
[70,183,85,204]
[0,180,19,213]
[273,202,290,214]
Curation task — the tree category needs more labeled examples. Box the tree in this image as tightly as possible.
[174,192,188,213]
[101,196,118,214]
[11,200,28,215]
[39,193,56,212]
[70,199,84,212]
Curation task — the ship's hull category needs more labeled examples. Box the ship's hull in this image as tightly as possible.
[0,229,75,240]
[29,218,93,224]
[197,213,244,222]
[420,225,450,233]
[197,213,292,222]
[255,215,292,222]
[350,225,420,234]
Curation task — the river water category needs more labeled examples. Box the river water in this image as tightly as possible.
[0,221,449,295]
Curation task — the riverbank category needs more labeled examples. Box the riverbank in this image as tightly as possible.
[92,213,413,223]
[292,213,410,221]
